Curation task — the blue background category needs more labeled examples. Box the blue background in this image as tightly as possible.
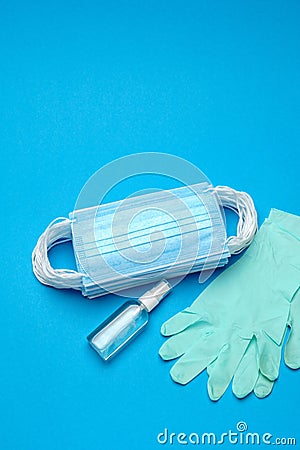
[1,1,299,449]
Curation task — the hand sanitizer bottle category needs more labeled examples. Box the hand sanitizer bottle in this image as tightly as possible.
[87,280,172,361]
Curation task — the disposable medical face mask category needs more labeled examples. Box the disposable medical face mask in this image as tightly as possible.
[32,182,257,298]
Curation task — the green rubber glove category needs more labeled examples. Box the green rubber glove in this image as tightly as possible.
[159,209,300,401]
[230,287,300,399]
[230,204,300,400]
[230,209,300,399]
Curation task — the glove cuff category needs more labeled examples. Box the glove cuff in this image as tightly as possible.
[268,208,300,240]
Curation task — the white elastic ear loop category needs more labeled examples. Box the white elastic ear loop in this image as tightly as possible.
[214,186,258,254]
[32,217,83,290]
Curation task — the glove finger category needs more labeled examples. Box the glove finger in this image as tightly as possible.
[161,307,203,336]
[206,357,216,376]
[254,372,274,398]
[207,336,250,401]
[257,332,282,381]
[159,323,211,360]
[170,332,221,385]
[285,290,300,369]
[232,338,259,399]
[285,329,300,369]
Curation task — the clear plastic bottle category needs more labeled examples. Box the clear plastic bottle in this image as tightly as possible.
[87,280,172,360]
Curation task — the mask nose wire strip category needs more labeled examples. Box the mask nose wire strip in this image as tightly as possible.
[32,217,83,290]
[212,186,258,254]
[31,186,258,291]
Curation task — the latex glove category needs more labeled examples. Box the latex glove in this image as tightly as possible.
[232,210,300,399]
[230,284,300,399]
[159,209,300,401]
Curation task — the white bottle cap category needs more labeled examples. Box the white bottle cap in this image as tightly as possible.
[139,279,172,312]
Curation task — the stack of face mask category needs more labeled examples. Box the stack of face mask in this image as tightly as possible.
[71,182,230,298]
[32,182,256,299]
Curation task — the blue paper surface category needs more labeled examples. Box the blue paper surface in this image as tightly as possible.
[1,1,299,449]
